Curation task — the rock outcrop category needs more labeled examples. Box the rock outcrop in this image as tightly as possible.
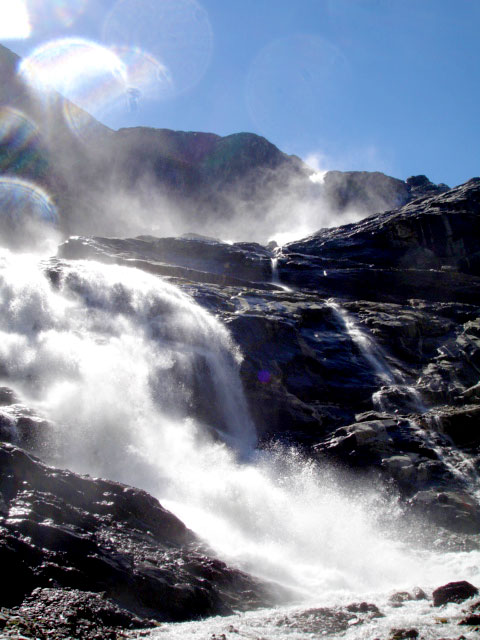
[0,443,277,623]
[0,44,452,245]
[2,41,480,635]
[56,178,480,522]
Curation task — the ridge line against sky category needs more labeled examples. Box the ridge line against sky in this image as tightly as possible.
[0,0,479,187]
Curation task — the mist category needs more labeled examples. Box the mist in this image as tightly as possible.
[56,159,383,249]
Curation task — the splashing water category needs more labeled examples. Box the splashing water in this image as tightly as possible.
[0,251,479,613]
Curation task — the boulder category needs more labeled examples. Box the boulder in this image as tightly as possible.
[0,443,278,621]
[426,405,480,447]
[409,491,480,534]
[432,581,478,607]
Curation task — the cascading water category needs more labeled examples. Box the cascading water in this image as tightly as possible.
[328,299,480,505]
[271,250,293,292]
[1,251,480,639]
[327,300,426,413]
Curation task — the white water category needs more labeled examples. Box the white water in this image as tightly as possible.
[1,250,480,630]
[142,597,480,640]
[271,254,293,292]
[327,300,399,386]
[327,299,480,501]
[327,300,426,414]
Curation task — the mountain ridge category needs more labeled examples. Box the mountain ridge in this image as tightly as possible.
[0,43,453,244]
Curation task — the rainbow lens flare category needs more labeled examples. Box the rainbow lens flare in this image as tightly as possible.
[0,177,58,224]
[103,0,213,99]
[19,38,128,140]
[27,0,89,31]
[0,177,59,251]
[0,107,44,176]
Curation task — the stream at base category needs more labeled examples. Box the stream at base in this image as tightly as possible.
[137,596,480,640]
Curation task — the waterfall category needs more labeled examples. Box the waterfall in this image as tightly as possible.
[327,300,398,386]
[327,298,480,502]
[327,300,426,414]
[271,253,293,292]
[0,250,479,603]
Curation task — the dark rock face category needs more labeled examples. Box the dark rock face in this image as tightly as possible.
[432,581,479,606]
[285,178,480,277]
[320,171,449,220]
[1,588,154,638]
[322,170,410,214]
[409,490,480,534]
[58,198,480,502]
[0,443,276,621]
[406,174,450,200]
[280,179,480,306]
[2,41,480,634]
[58,234,273,286]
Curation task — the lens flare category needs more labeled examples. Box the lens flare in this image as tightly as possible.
[0,177,57,223]
[103,0,213,99]
[26,0,89,30]
[0,0,31,39]
[0,107,40,161]
[0,177,59,251]
[0,107,44,176]
[113,46,173,106]
[19,38,128,140]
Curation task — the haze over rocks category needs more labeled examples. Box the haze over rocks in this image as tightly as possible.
[0,42,480,638]
[0,43,449,243]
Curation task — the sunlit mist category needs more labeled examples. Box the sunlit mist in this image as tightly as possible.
[19,38,128,121]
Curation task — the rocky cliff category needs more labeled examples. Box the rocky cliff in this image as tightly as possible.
[1,41,480,638]
[58,178,480,538]
[0,44,449,242]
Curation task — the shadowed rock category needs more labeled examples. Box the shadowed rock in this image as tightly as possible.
[0,443,280,622]
[432,581,479,606]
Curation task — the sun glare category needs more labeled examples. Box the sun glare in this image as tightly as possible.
[0,0,31,39]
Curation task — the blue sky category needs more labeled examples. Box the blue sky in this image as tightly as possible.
[1,0,479,186]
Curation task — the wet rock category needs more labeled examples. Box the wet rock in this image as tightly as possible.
[389,629,419,639]
[432,581,479,606]
[0,403,51,450]
[0,443,278,621]
[285,178,480,302]
[346,602,383,616]
[425,405,480,447]
[314,419,396,467]
[272,603,382,635]
[58,235,273,287]
[412,587,427,600]
[0,387,18,406]
[388,591,414,606]
[410,490,480,534]
[459,614,480,625]
[4,587,154,638]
